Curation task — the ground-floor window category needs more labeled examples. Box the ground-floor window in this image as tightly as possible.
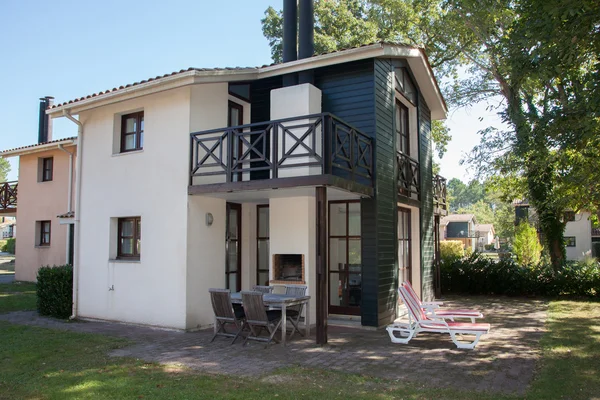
[256,205,269,286]
[398,207,411,283]
[329,201,361,315]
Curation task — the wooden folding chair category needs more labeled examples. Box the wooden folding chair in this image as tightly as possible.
[241,291,282,347]
[252,285,274,294]
[285,285,307,339]
[209,288,246,344]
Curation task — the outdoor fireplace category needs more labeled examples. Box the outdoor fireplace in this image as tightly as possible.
[271,254,305,284]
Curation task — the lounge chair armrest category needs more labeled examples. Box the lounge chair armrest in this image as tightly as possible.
[420,303,442,312]
[422,301,444,306]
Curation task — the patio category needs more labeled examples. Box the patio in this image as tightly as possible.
[0,296,547,395]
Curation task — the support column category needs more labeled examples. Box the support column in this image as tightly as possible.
[315,186,328,344]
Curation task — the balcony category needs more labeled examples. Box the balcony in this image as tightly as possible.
[592,227,600,237]
[189,113,374,196]
[397,152,420,201]
[433,175,448,215]
[0,181,17,214]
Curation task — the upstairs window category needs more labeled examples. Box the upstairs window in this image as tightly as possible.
[117,217,141,260]
[40,157,53,182]
[120,112,144,152]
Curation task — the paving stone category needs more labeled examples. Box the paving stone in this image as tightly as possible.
[0,296,547,395]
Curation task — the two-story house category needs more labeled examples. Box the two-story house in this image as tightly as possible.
[440,214,477,251]
[1,97,77,281]
[44,2,447,338]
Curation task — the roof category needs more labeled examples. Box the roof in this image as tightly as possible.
[47,42,447,120]
[441,214,476,224]
[475,224,495,234]
[1,137,77,157]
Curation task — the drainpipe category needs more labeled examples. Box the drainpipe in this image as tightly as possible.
[58,144,74,263]
[63,109,82,320]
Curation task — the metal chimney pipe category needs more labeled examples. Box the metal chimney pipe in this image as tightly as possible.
[298,0,314,84]
[282,0,298,86]
[38,96,54,143]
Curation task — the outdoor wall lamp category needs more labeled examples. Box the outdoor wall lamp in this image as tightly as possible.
[205,213,214,226]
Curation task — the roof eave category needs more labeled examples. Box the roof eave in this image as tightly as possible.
[1,139,77,157]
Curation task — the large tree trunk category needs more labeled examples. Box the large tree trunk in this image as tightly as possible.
[535,207,566,271]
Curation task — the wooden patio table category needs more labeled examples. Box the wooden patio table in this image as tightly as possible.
[230,292,311,345]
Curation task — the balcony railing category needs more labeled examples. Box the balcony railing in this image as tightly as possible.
[0,181,17,211]
[397,152,420,199]
[433,174,448,212]
[592,227,600,237]
[190,113,374,188]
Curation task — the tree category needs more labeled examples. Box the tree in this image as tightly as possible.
[0,158,10,182]
[456,200,494,224]
[513,221,542,266]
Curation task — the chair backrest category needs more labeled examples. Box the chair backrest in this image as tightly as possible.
[399,286,426,322]
[401,281,422,306]
[285,285,307,297]
[252,285,274,294]
[209,288,236,322]
[285,285,307,313]
[241,291,269,325]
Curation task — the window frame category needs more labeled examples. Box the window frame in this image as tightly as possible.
[120,112,144,153]
[565,236,576,247]
[39,220,51,246]
[41,157,53,182]
[117,217,141,260]
[256,204,270,286]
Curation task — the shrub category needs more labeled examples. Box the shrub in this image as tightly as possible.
[1,238,15,254]
[36,265,73,319]
[441,252,600,297]
[484,244,494,251]
[513,221,542,265]
[440,240,464,264]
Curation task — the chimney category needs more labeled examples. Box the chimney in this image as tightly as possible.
[38,96,54,143]
[282,0,298,86]
[298,0,314,84]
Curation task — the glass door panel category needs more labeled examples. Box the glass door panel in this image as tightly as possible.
[226,203,241,292]
[256,205,270,286]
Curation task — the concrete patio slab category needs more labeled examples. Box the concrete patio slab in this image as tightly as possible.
[0,296,547,395]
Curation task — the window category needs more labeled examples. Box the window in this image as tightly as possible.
[398,207,412,283]
[395,100,410,156]
[39,221,51,246]
[564,211,576,222]
[565,236,576,247]
[256,205,269,286]
[40,157,53,182]
[120,112,144,152]
[117,217,141,259]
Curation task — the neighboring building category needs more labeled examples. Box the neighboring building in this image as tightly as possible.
[475,224,495,251]
[0,217,16,239]
[514,200,600,260]
[40,8,448,332]
[440,214,477,251]
[0,97,76,281]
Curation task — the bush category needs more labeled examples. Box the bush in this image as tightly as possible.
[513,222,542,265]
[441,252,600,297]
[484,244,494,251]
[36,265,73,319]
[1,238,15,254]
[440,240,464,264]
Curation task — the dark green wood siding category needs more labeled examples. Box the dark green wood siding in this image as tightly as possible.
[418,96,435,302]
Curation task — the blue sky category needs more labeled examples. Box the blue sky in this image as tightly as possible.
[0,0,502,182]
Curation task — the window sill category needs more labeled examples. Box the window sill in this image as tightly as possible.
[35,245,51,249]
[109,259,141,264]
[112,149,144,157]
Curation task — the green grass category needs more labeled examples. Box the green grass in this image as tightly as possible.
[0,282,599,399]
[0,282,36,313]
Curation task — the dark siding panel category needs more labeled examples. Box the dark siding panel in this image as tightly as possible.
[419,96,435,302]
[373,59,398,327]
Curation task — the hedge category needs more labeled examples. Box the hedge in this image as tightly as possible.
[441,252,600,297]
[440,240,464,264]
[36,265,73,319]
[1,238,15,254]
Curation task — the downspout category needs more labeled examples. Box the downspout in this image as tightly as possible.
[63,109,83,320]
[58,144,74,263]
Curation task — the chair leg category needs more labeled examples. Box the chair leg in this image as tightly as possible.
[211,321,225,342]
[266,319,283,347]
[231,321,246,345]
[386,323,416,344]
[244,325,258,346]
[287,317,304,340]
[449,331,484,349]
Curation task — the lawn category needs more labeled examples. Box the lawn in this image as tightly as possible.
[0,282,36,313]
[0,282,599,399]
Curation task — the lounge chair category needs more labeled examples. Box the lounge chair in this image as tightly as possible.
[209,288,246,344]
[402,281,483,322]
[386,286,490,349]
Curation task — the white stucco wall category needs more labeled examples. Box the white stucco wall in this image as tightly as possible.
[269,196,316,325]
[77,87,191,328]
[565,212,592,260]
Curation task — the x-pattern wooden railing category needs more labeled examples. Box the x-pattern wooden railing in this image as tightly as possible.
[433,174,448,211]
[397,152,420,199]
[190,113,374,186]
[0,181,17,210]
